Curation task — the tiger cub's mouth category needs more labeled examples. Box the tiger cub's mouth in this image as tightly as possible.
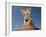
[25,18,29,22]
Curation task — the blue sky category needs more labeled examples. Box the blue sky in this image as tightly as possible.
[12,6,41,31]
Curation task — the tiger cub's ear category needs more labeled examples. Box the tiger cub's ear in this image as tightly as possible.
[29,8,31,11]
[28,8,31,13]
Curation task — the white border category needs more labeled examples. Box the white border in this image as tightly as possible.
[6,2,44,35]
